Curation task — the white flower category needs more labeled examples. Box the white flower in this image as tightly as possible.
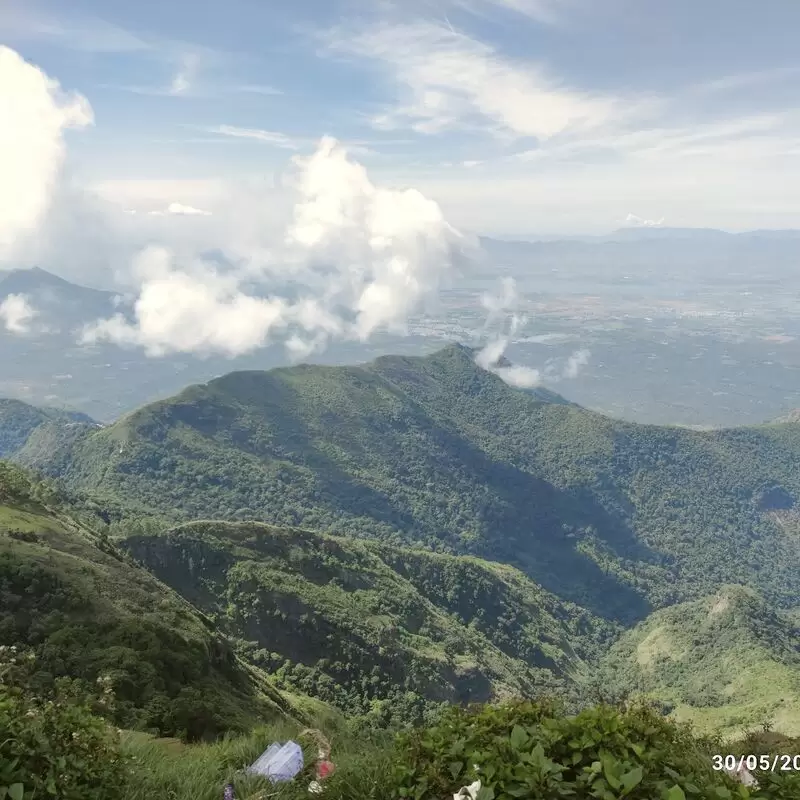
[453,779,482,800]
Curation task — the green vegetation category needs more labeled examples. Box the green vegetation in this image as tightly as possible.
[3,344,800,794]
[0,647,126,800]
[0,399,95,460]
[393,700,800,800]
[0,462,296,742]
[120,520,617,722]
[21,344,800,625]
[597,586,800,739]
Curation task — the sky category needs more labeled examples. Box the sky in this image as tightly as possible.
[4,0,800,237]
[2,0,800,363]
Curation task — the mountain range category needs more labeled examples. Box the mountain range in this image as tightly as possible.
[2,343,800,737]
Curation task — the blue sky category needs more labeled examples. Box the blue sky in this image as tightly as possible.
[3,0,800,235]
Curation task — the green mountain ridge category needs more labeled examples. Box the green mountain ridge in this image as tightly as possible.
[120,519,617,720]
[0,398,98,460]
[598,585,800,738]
[17,344,800,622]
[3,343,800,738]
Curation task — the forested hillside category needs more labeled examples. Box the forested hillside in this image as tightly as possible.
[598,585,800,737]
[0,398,96,459]
[0,462,297,741]
[20,344,800,624]
[121,520,617,722]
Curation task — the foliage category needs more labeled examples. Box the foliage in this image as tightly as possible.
[0,647,126,800]
[596,586,800,737]
[394,700,758,800]
[0,467,291,742]
[21,344,800,625]
[121,520,613,722]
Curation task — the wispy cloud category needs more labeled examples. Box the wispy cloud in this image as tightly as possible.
[4,6,257,101]
[451,0,572,26]
[168,53,199,96]
[0,6,151,53]
[207,125,302,149]
[231,84,284,96]
[202,126,382,158]
[322,19,619,141]
[511,111,794,165]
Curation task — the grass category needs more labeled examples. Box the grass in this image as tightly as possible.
[121,722,394,800]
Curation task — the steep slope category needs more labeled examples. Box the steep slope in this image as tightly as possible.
[122,520,615,720]
[0,461,296,741]
[597,585,800,738]
[15,344,800,623]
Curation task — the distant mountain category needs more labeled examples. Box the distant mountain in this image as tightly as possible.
[122,519,615,717]
[15,344,800,628]
[482,228,800,246]
[598,585,800,737]
[606,227,734,241]
[0,266,120,331]
[0,398,98,459]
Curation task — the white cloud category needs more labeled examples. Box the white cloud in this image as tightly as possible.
[83,137,464,356]
[169,53,199,96]
[0,294,37,334]
[82,247,292,356]
[0,7,150,53]
[285,136,462,340]
[625,213,665,228]
[324,20,618,141]
[231,84,284,96]
[474,277,589,387]
[453,0,570,25]
[208,125,301,149]
[0,46,93,260]
[562,348,590,379]
[147,202,213,217]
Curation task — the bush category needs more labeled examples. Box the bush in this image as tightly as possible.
[393,700,749,800]
[0,648,127,800]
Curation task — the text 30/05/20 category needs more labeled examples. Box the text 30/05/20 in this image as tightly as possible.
[713,754,800,773]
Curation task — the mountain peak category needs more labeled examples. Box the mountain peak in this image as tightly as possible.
[0,267,114,298]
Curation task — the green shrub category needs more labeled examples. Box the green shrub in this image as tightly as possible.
[393,700,748,800]
[0,648,127,800]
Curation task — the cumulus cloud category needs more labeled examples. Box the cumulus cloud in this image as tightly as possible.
[625,213,665,227]
[83,137,464,357]
[81,247,293,356]
[0,46,93,260]
[0,294,37,334]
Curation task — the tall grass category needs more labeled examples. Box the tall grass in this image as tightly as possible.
[121,722,394,800]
